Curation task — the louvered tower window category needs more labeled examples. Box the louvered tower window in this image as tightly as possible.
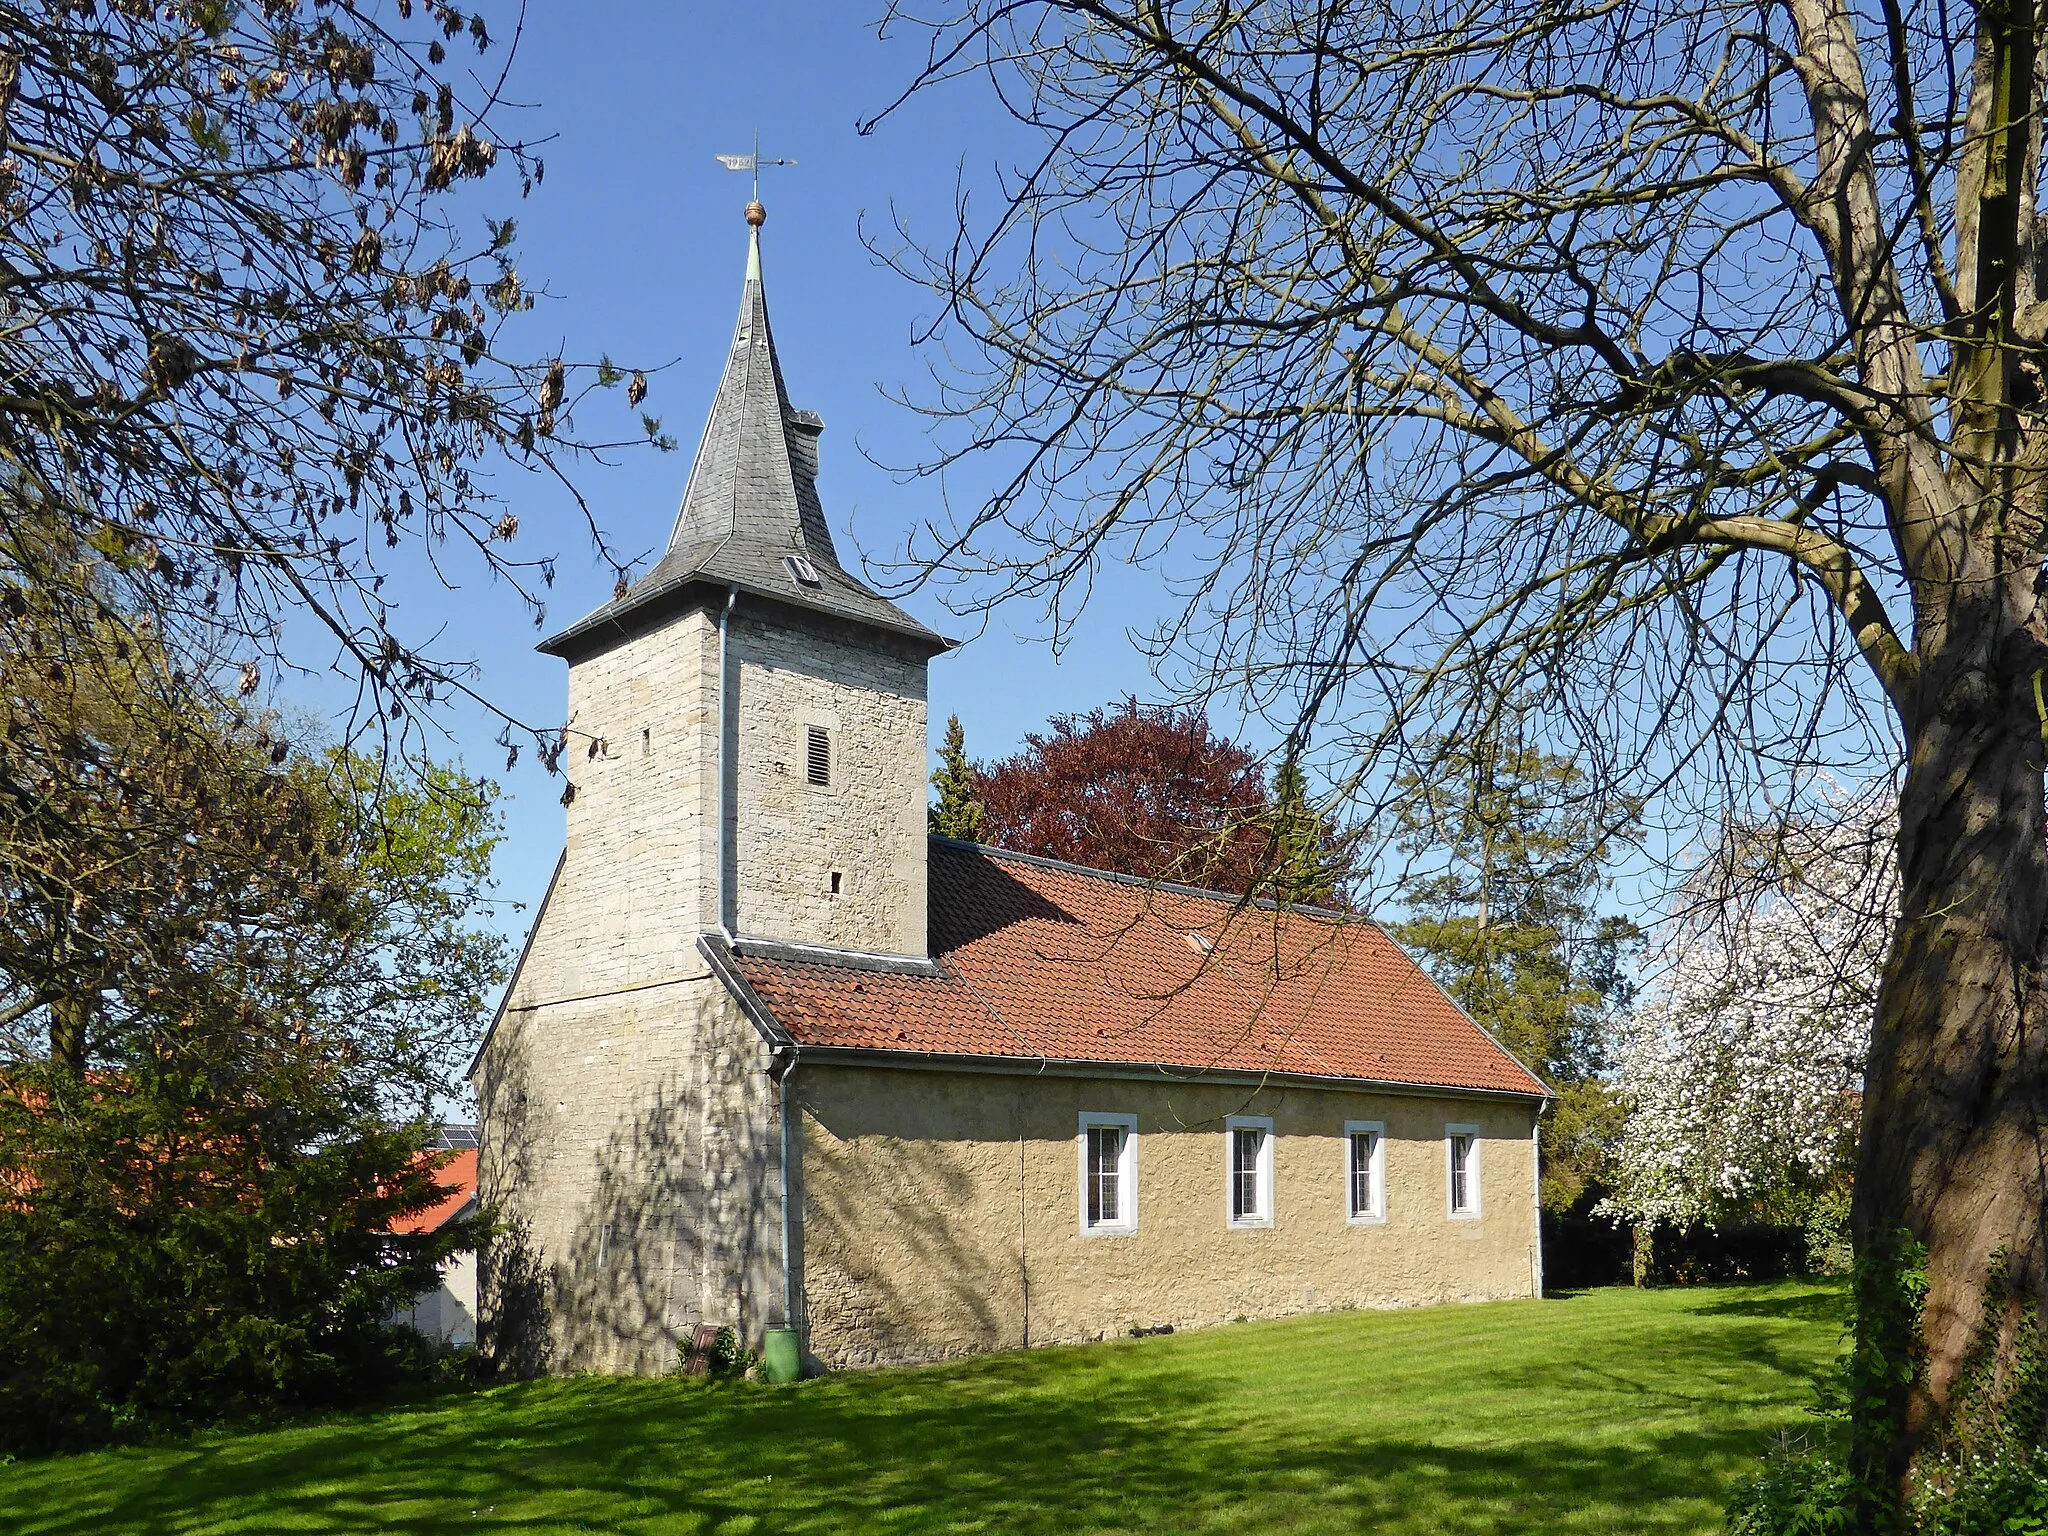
[806,725,830,786]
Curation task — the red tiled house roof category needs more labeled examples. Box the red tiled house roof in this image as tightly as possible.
[390,1148,478,1236]
[710,841,1547,1099]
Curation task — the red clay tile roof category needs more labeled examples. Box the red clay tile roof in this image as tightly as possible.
[727,841,1547,1098]
[390,1148,478,1235]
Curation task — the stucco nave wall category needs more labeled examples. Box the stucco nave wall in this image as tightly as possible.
[796,1064,1540,1369]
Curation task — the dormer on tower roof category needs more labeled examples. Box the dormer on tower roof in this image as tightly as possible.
[539,208,947,659]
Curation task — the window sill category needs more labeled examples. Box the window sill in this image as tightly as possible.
[1079,1223,1138,1239]
[1226,1217,1275,1231]
[1347,1212,1388,1227]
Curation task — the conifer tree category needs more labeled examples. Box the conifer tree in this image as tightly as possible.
[928,714,986,841]
[1393,730,1639,1221]
[1268,759,1343,908]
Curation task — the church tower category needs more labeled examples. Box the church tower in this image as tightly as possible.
[536,201,946,968]
[473,204,947,1373]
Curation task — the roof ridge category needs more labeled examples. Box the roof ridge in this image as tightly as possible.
[928,835,1364,924]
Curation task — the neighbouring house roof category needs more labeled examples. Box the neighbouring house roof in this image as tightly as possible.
[709,839,1548,1100]
[538,215,948,660]
[392,1147,478,1236]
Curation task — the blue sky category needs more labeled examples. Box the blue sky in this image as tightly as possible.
[388,5,1204,948]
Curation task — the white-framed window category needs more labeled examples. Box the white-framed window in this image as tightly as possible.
[1344,1120,1386,1223]
[1225,1115,1275,1228]
[1078,1113,1138,1235]
[1446,1124,1481,1218]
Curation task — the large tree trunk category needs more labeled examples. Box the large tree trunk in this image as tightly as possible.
[1851,606,2048,1521]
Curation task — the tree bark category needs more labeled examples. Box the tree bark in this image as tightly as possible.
[1851,601,2048,1520]
[47,993,85,1075]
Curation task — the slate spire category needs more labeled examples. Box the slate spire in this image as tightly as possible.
[667,204,837,563]
[539,205,945,657]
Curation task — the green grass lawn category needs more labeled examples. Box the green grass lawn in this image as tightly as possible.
[0,1280,1847,1535]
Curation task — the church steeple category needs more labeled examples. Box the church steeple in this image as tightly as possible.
[667,203,839,570]
[540,206,945,659]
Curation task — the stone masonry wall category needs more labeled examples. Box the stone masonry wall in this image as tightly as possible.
[796,1064,1540,1368]
[474,971,786,1375]
[550,607,722,993]
[731,611,929,957]
[473,594,929,1375]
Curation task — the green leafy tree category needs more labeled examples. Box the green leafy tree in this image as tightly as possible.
[0,520,505,1099]
[0,1069,473,1455]
[929,714,985,841]
[0,576,506,1451]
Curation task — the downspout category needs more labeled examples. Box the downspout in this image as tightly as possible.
[1532,1107,1547,1300]
[715,586,739,938]
[775,1045,801,1333]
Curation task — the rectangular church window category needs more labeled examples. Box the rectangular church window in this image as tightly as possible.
[1447,1127,1480,1217]
[1078,1113,1137,1234]
[1227,1117,1274,1227]
[1346,1121,1385,1222]
[806,725,830,786]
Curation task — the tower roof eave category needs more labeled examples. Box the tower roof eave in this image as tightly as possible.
[536,552,954,660]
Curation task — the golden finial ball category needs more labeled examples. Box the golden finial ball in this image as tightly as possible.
[744,200,767,228]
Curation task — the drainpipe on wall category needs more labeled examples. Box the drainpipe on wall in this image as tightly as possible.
[715,586,739,938]
[775,1045,801,1334]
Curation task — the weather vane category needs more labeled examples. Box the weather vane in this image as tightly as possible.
[715,132,795,223]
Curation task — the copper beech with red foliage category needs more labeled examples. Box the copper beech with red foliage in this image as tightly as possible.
[972,698,1332,899]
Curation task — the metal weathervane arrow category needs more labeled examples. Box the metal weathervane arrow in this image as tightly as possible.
[715,132,796,204]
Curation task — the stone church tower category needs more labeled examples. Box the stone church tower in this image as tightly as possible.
[471,204,948,1372]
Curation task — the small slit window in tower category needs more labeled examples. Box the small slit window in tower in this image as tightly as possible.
[784,554,822,588]
[829,870,843,896]
[806,725,831,787]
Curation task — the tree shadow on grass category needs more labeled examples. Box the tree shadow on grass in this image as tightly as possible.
[1694,1286,1850,1325]
[8,1312,1827,1536]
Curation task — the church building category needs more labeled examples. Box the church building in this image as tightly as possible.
[470,203,1550,1376]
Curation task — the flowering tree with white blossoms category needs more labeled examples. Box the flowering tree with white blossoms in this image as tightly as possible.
[1605,800,1896,1233]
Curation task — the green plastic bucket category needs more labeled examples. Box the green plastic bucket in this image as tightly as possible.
[763,1327,802,1383]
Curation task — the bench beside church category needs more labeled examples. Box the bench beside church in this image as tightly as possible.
[468,202,1550,1376]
